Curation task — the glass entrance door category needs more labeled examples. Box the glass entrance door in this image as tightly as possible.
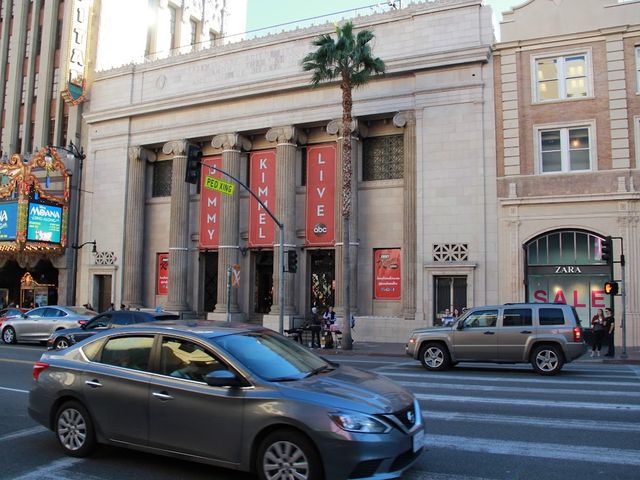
[202,252,218,312]
[434,276,467,325]
[309,250,335,310]
[254,251,273,314]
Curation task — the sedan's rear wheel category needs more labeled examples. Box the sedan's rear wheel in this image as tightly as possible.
[55,401,96,457]
[531,344,564,376]
[2,326,16,344]
[54,337,70,350]
[419,342,451,371]
[257,429,322,480]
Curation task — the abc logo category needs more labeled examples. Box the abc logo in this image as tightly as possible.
[313,223,328,236]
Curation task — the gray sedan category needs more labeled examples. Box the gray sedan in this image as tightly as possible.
[29,321,424,480]
[2,305,96,344]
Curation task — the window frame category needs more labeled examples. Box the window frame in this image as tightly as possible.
[636,46,640,94]
[534,121,596,174]
[531,49,593,103]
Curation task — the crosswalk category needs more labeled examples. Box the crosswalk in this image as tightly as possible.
[339,358,640,479]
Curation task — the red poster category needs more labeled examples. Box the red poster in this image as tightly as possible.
[249,150,276,247]
[305,144,336,246]
[374,248,401,300]
[199,156,222,248]
[156,252,169,295]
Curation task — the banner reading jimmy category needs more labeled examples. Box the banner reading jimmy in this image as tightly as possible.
[27,203,62,244]
[374,248,402,300]
[199,156,222,249]
[306,144,336,246]
[0,201,18,241]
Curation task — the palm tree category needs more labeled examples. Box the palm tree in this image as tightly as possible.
[302,22,385,350]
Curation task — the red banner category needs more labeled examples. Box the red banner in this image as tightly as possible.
[305,144,336,246]
[199,156,222,249]
[374,248,401,300]
[156,252,169,295]
[249,150,276,247]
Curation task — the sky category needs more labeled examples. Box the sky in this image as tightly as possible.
[245,0,525,36]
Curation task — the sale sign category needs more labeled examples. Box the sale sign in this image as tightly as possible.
[249,150,276,247]
[156,252,169,295]
[199,156,222,249]
[305,144,336,246]
[374,248,402,300]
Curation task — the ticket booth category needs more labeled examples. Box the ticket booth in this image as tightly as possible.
[20,273,56,308]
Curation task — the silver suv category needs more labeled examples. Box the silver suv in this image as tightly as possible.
[406,303,587,375]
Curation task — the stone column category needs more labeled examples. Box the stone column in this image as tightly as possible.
[162,140,191,312]
[394,112,417,319]
[122,147,155,308]
[266,126,306,315]
[327,119,364,315]
[211,133,251,313]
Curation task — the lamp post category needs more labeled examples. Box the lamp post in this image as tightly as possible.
[45,142,86,306]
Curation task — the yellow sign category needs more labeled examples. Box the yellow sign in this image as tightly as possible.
[204,176,235,196]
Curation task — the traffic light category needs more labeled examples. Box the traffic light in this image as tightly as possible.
[185,144,203,184]
[604,281,618,296]
[601,236,613,265]
[287,250,298,273]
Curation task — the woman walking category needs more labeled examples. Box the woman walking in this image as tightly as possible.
[590,308,606,357]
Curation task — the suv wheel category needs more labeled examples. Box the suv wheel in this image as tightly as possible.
[419,342,451,371]
[531,344,564,376]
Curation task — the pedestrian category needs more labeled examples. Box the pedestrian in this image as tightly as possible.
[590,308,606,357]
[120,304,127,310]
[310,307,321,348]
[604,307,615,357]
[323,306,336,327]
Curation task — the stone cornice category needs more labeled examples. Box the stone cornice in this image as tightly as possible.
[162,140,188,156]
[211,133,252,151]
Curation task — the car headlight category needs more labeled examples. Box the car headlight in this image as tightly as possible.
[329,412,391,433]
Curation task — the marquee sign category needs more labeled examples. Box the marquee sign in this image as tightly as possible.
[305,144,336,246]
[248,150,276,247]
[0,201,18,241]
[199,156,222,249]
[61,0,92,106]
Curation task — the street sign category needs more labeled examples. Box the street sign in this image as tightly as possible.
[203,176,235,196]
[232,264,241,288]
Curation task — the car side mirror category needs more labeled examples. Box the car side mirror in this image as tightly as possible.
[457,322,465,330]
[205,369,242,388]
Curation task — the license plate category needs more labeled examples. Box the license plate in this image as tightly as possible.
[412,429,425,452]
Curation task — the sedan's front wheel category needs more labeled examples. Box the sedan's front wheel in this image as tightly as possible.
[2,327,16,344]
[54,337,70,350]
[257,429,322,480]
[55,401,96,457]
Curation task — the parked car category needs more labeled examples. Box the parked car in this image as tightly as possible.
[406,303,586,375]
[0,307,26,327]
[29,321,424,480]
[47,310,180,350]
[2,306,96,345]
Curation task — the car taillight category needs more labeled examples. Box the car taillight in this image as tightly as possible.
[32,361,50,381]
[573,327,582,342]
[78,319,88,326]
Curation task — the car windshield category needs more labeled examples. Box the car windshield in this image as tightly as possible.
[212,330,332,382]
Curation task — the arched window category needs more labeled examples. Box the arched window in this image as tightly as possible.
[526,230,605,266]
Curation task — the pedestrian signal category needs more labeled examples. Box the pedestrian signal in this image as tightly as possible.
[604,281,618,295]
[185,144,203,184]
[601,236,613,265]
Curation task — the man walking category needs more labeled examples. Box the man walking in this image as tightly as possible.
[604,307,615,358]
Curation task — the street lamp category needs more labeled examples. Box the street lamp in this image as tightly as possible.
[46,142,87,306]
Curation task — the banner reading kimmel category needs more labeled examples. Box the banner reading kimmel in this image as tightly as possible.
[249,150,277,247]
[305,144,336,246]
[374,248,402,300]
[199,156,222,249]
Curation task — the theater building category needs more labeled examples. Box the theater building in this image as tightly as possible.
[494,0,640,348]
[81,0,497,340]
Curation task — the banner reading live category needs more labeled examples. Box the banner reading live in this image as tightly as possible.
[306,144,336,246]
[156,252,169,295]
[374,248,402,300]
[249,150,276,247]
[199,156,222,249]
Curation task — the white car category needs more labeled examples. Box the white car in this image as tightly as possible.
[2,306,96,344]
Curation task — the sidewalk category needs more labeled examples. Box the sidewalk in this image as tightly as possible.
[316,342,640,364]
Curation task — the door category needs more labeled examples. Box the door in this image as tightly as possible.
[83,335,152,444]
[434,276,467,325]
[18,307,49,340]
[498,307,533,361]
[254,251,273,314]
[94,275,112,313]
[202,252,218,313]
[451,308,499,361]
[148,336,244,464]
[309,250,335,310]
